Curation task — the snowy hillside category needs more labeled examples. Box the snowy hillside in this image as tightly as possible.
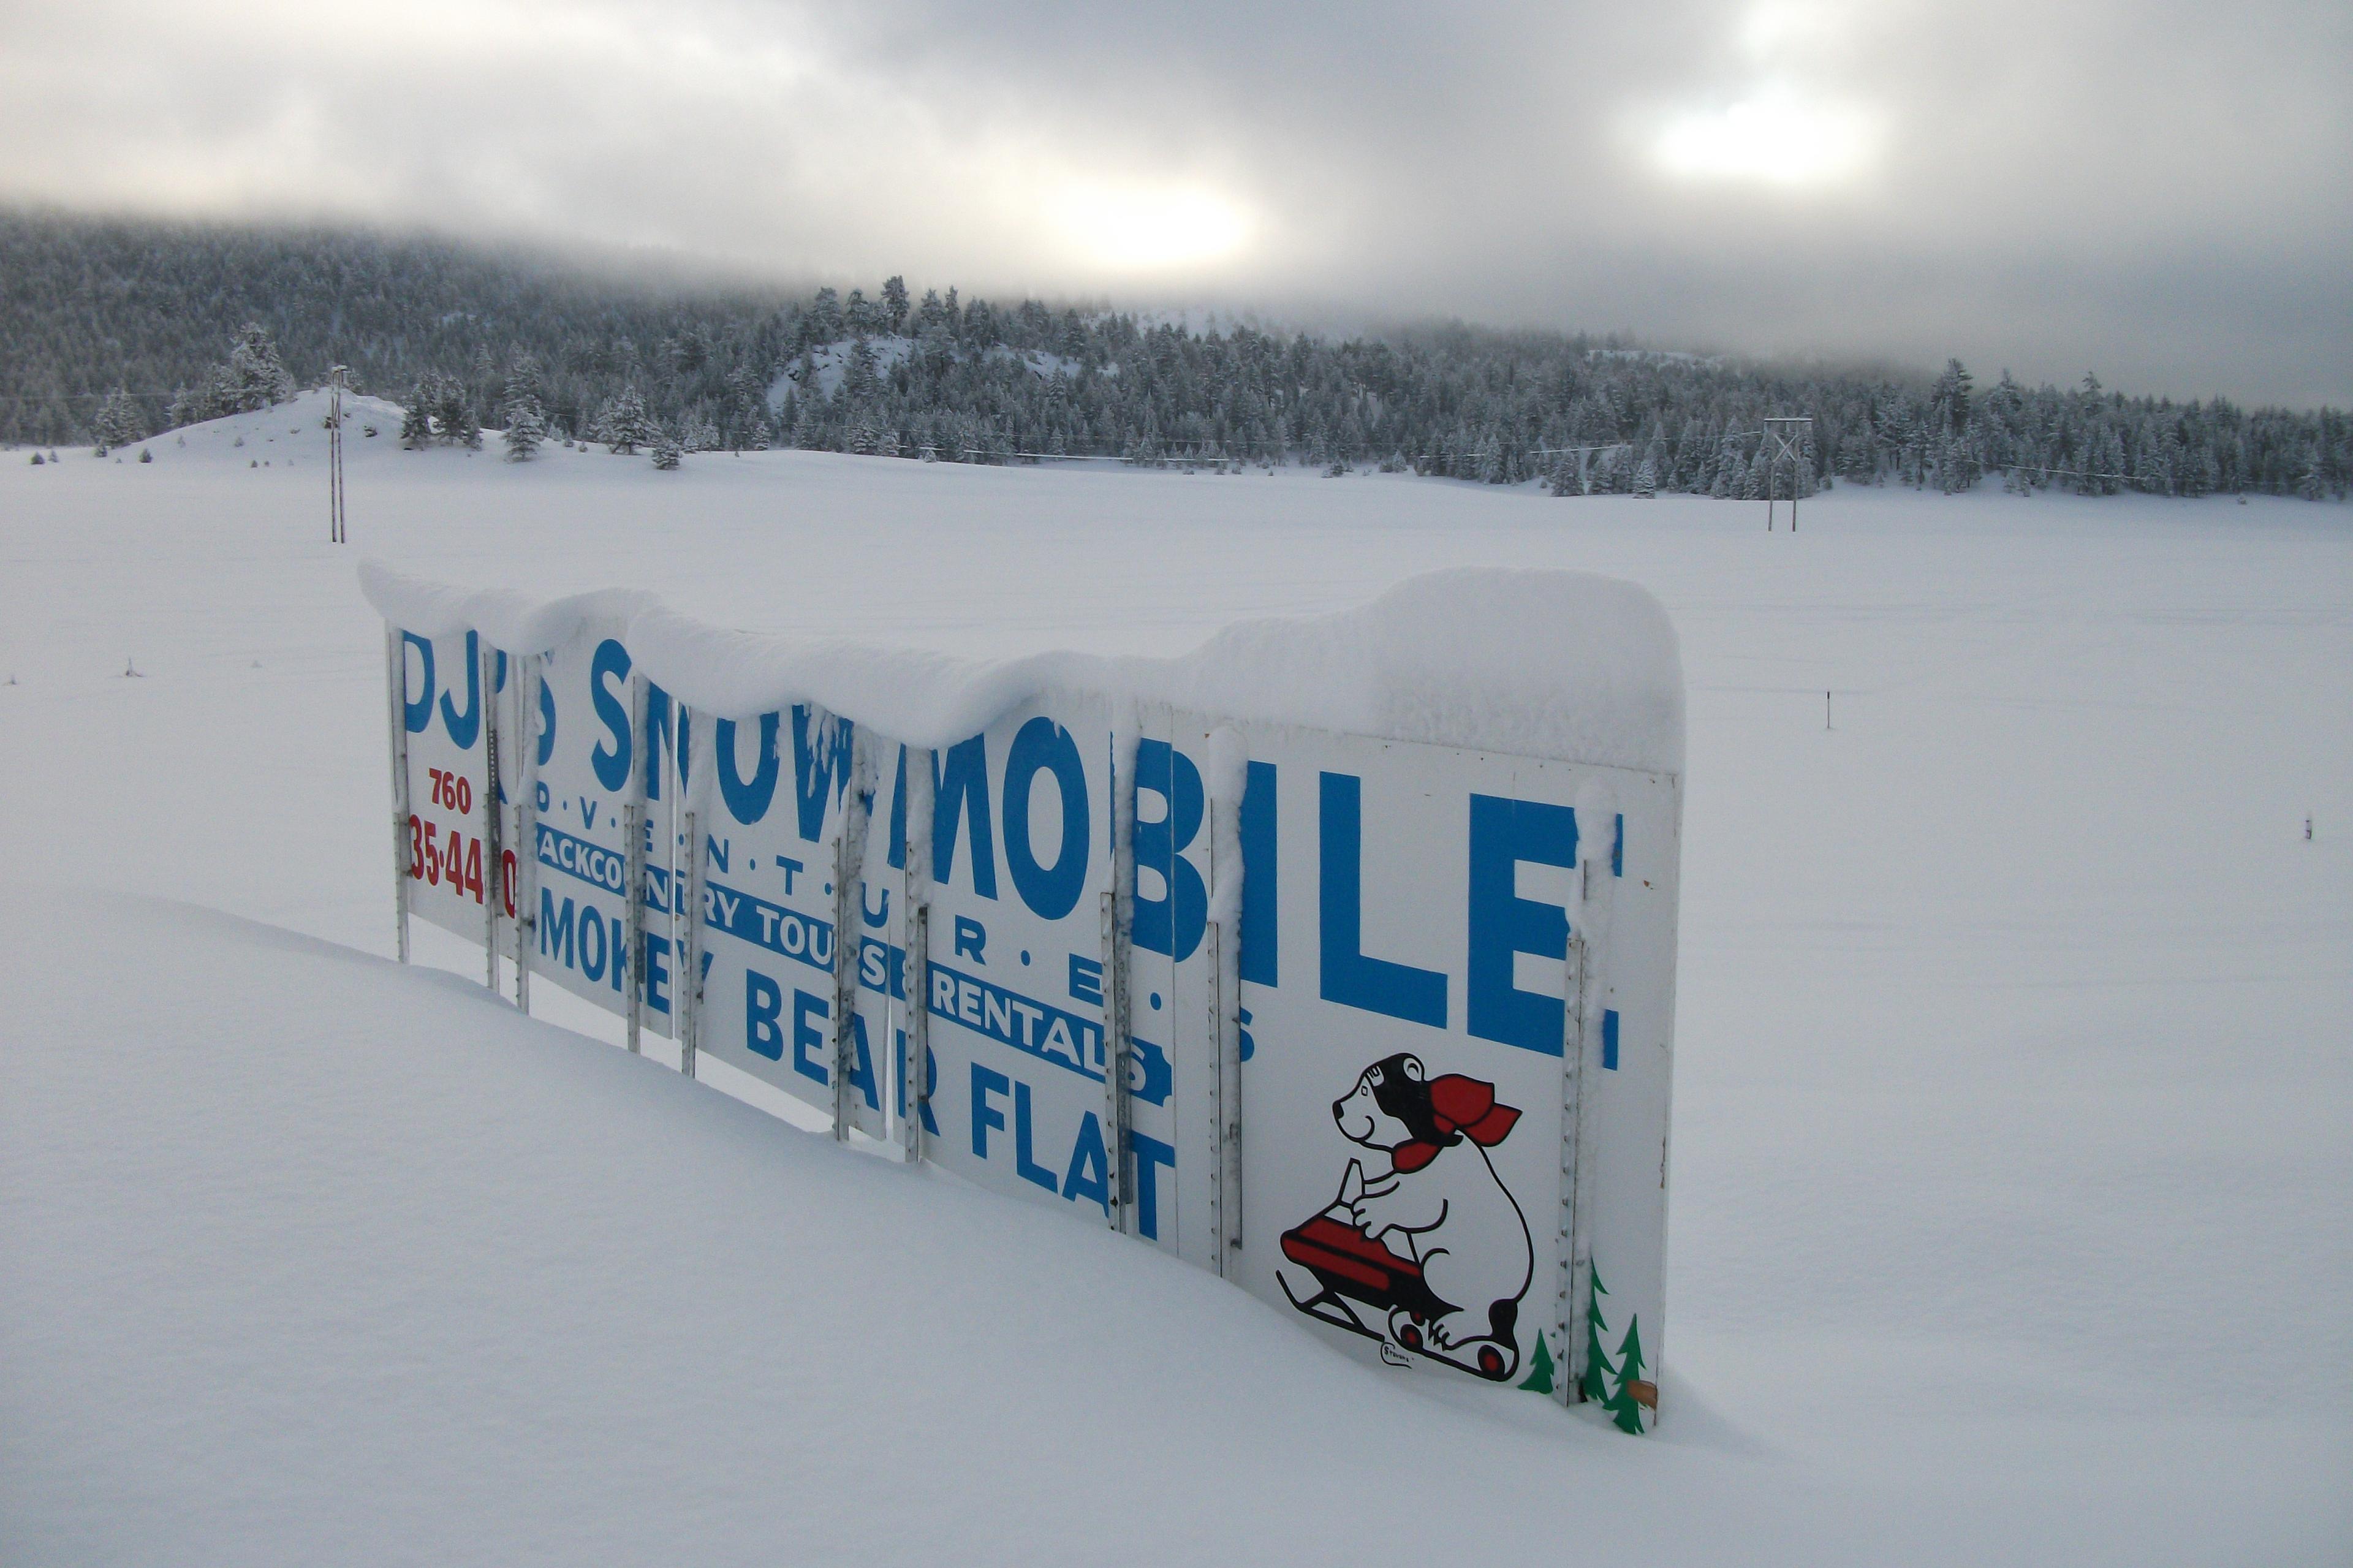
[2,394,2347,1565]
[769,335,1096,411]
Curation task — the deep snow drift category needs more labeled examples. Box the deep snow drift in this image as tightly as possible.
[2,394,2347,1565]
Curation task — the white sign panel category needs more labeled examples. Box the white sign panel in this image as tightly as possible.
[691,703,887,1138]
[520,616,676,1034]
[396,628,508,949]
[378,576,1680,1430]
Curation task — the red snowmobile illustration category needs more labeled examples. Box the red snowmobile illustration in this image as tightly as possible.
[1279,1053,1532,1383]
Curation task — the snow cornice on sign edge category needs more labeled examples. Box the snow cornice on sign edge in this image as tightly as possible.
[357,561,1685,776]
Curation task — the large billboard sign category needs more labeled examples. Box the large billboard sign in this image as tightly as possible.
[365,565,1681,1431]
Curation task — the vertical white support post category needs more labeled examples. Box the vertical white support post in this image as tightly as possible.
[901,747,935,1164]
[678,809,703,1080]
[384,624,412,964]
[673,691,703,1079]
[830,721,872,1142]
[624,672,650,1055]
[1101,720,1137,1232]
[1101,890,1131,1230]
[1205,918,1242,1273]
[1558,933,1591,1406]
[480,638,502,995]
[513,655,542,1013]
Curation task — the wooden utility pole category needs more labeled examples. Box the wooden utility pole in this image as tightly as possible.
[328,365,348,544]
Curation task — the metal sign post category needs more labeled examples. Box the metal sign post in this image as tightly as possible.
[1556,934,1591,1404]
[901,750,936,1164]
[624,673,651,1054]
[513,655,542,1012]
[831,724,873,1142]
[385,626,412,963]
[1100,740,1136,1230]
[480,638,502,995]
[678,809,703,1079]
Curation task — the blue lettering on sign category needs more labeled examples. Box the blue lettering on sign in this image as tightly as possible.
[790,705,851,844]
[858,934,905,998]
[703,881,833,973]
[792,988,828,1085]
[733,974,878,1107]
[746,969,785,1059]
[1602,1009,1620,1070]
[536,676,556,766]
[537,822,626,894]
[539,888,577,966]
[1014,1083,1058,1190]
[933,734,997,896]
[578,899,610,982]
[529,894,635,998]
[1240,759,1277,986]
[642,930,672,1015]
[929,961,1102,1083]
[953,916,986,963]
[971,1062,1010,1157]
[1127,1130,1175,1241]
[1465,797,1626,1057]
[1317,771,1447,1028]
[969,1064,1115,1219]
[1124,1037,1175,1106]
[1061,1113,1112,1213]
[439,631,481,748]
[1002,716,1089,921]
[402,633,434,733]
[713,714,781,824]
[643,683,689,800]
[1132,738,1205,963]
[1465,793,1577,1055]
[589,638,632,791]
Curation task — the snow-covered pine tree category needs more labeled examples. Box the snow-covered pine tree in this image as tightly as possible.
[734,395,770,452]
[603,385,651,454]
[400,384,435,449]
[503,355,544,425]
[221,323,295,412]
[651,428,682,470]
[433,376,481,449]
[503,397,545,461]
[93,388,144,452]
[2298,446,2327,501]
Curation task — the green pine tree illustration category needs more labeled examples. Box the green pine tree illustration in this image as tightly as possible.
[1602,1317,1650,1434]
[1578,1263,1617,1403]
[1517,1330,1557,1395]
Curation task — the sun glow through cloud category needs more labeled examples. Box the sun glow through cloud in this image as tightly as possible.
[1050,181,1252,271]
[1654,89,1874,186]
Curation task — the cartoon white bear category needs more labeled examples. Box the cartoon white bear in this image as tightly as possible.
[1328,1052,1533,1363]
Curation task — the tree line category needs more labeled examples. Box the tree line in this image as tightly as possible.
[2,208,2342,500]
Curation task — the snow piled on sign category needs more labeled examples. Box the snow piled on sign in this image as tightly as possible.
[360,562,1685,773]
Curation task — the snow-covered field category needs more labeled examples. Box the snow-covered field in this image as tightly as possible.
[4,394,2348,1565]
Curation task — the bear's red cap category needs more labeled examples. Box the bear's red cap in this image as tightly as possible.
[1391,1076,1520,1172]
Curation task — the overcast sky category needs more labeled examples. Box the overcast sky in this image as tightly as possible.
[3,0,2347,404]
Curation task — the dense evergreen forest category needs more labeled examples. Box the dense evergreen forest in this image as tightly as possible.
[3,209,2343,501]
